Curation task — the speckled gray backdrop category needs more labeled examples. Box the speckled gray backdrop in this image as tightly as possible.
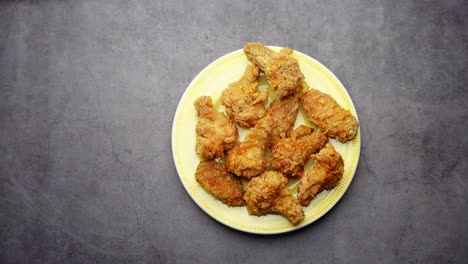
[1,0,467,263]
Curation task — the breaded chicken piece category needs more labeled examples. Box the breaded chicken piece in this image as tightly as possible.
[221,64,269,128]
[265,93,300,143]
[244,171,304,225]
[297,143,344,206]
[225,116,272,179]
[195,160,244,207]
[271,125,328,178]
[244,42,304,99]
[194,96,238,160]
[225,93,299,178]
[300,83,359,143]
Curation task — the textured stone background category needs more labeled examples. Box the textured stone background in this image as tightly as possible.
[1,0,467,263]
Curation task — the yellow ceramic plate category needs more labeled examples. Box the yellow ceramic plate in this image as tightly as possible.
[172,47,360,234]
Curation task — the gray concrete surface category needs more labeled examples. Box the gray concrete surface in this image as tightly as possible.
[1,0,467,263]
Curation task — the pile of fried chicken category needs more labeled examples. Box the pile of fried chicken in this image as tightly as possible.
[194,42,359,225]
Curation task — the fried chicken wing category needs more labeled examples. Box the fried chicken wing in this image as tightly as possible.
[297,143,344,206]
[225,116,272,179]
[271,125,328,177]
[244,171,304,225]
[265,93,300,143]
[195,160,244,207]
[244,42,304,99]
[221,65,269,128]
[300,84,359,143]
[194,96,238,159]
[225,92,299,178]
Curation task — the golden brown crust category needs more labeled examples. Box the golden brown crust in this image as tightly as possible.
[225,89,299,179]
[225,93,299,179]
[297,143,344,206]
[225,112,271,179]
[225,139,269,179]
[195,161,245,207]
[244,42,304,99]
[244,171,304,225]
[265,93,300,143]
[194,96,238,160]
[271,125,328,177]
[221,65,268,128]
[300,86,359,143]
